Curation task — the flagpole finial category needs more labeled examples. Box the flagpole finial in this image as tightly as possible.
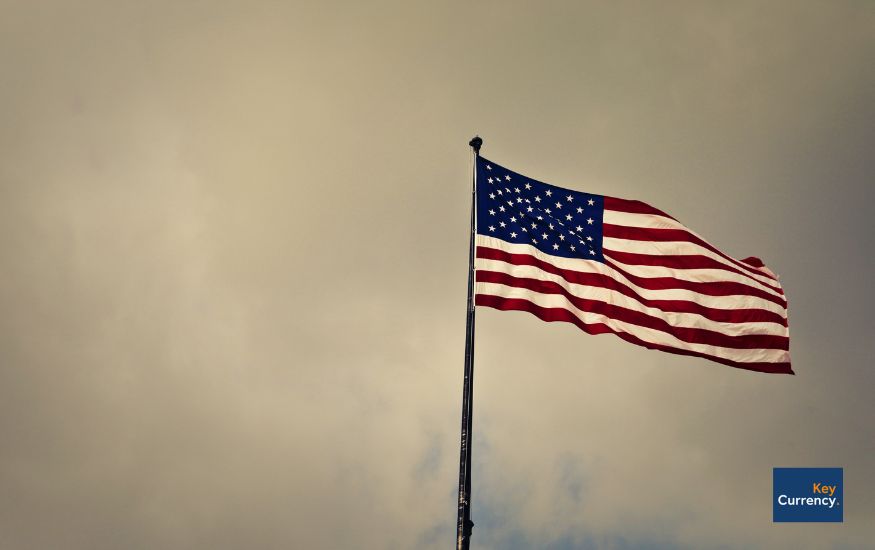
[469,136,482,154]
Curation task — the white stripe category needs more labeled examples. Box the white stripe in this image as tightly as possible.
[477,236,788,318]
[602,237,783,294]
[477,258,788,337]
[603,209,779,279]
[476,281,791,365]
[603,251,780,288]
[604,209,681,230]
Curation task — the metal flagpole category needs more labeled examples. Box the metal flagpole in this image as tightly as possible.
[457,135,482,550]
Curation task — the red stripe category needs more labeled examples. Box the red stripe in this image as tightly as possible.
[602,257,787,311]
[475,294,794,374]
[603,196,678,221]
[603,224,780,283]
[477,270,789,350]
[478,246,788,315]
[603,249,785,297]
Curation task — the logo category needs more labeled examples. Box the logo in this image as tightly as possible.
[773,468,843,522]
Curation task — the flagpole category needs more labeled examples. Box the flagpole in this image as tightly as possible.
[457,135,481,550]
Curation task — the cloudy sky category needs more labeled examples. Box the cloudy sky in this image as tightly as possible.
[1,1,873,549]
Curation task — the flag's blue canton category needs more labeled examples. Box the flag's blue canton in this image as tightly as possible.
[476,157,604,262]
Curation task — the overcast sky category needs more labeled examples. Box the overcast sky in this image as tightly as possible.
[1,1,873,549]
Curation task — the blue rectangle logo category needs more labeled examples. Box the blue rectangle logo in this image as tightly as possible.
[773,468,843,522]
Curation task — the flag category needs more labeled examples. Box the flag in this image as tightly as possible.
[474,157,792,374]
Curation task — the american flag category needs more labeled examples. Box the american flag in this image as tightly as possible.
[474,157,792,374]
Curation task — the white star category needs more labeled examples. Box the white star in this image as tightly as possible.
[553,243,559,250]
[505,175,511,181]
[587,198,594,206]
[541,232,548,239]
[586,236,593,242]
[576,207,583,214]
[514,187,520,193]
[516,197,522,203]
[531,222,537,229]
[499,221,506,228]
[549,223,555,230]
[576,225,583,232]
[532,238,538,244]
[510,232,517,238]
[567,195,573,202]
[534,196,541,203]
[587,218,594,225]
[570,245,576,252]
[510,216,517,222]
[488,225,496,232]
[487,177,493,183]
[565,214,572,221]
[522,227,527,232]
[499,206,506,212]
[589,249,596,255]
[555,202,562,209]
[545,208,552,214]
[505,188,511,193]
[486,165,492,170]
[489,193,496,199]
[497,189,503,195]
[525,183,532,190]
[537,216,543,221]
[545,190,552,197]
[559,235,565,241]
[488,209,495,215]
[527,206,534,213]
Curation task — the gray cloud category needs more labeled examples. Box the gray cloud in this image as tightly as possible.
[1,1,873,549]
